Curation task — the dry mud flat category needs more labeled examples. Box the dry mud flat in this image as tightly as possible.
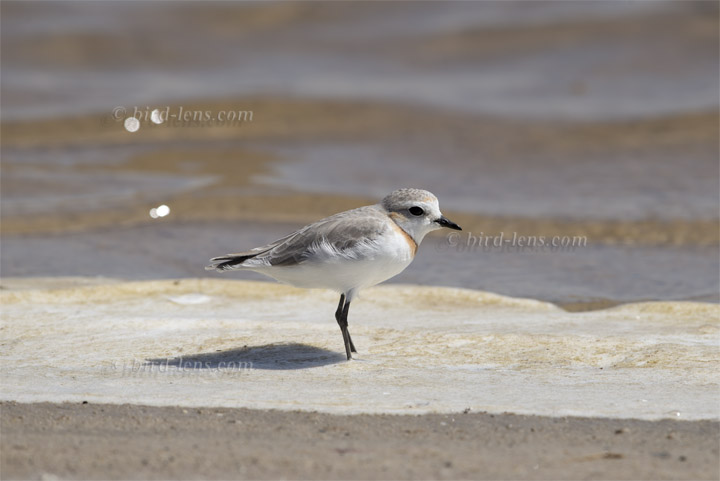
[1,278,718,419]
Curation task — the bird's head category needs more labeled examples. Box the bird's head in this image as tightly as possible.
[381,188,461,244]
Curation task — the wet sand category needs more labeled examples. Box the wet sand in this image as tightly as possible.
[2,401,718,480]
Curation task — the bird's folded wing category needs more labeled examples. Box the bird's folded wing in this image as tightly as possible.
[245,206,391,267]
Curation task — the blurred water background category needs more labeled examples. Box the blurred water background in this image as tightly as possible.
[2,1,718,309]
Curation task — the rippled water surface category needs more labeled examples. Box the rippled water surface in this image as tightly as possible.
[2,2,718,305]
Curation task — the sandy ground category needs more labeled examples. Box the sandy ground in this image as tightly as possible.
[2,401,718,480]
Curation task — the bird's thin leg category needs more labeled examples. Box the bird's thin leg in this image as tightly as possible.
[346,316,357,354]
[347,331,357,354]
[335,294,357,355]
[335,295,351,359]
[335,294,346,323]
[340,301,353,360]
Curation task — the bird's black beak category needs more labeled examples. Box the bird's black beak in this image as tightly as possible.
[435,215,462,231]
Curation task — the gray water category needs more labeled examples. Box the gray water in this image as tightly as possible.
[1,1,718,307]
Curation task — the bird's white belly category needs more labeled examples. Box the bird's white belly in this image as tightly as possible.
[252,229,415,294]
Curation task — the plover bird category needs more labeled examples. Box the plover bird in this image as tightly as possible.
[206,188,461,360]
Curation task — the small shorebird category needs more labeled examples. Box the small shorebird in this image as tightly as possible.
[206,188,461,360]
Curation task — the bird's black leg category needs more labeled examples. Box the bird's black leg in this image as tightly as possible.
[344,301,357,354]
[335,294,357,355]
[335,294,351,359]
[335,294,345,323]
[348,331,357,354]
[335,294,356,359]
[340,301,353,360]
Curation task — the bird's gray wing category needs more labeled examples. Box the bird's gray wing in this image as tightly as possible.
[253,205,391,267]
[207,205,390,271]
[205,205,391,271]
[205,228,299,270]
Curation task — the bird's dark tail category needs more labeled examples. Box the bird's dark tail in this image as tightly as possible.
[205,252,260,272]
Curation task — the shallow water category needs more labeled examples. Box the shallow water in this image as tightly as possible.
[1,278,718,420]
[2,1,717,229]
[255,140,718,221]
[2,221,718,307]
[2,2,717,121]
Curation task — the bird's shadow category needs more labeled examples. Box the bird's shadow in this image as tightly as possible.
[146,343,346,371]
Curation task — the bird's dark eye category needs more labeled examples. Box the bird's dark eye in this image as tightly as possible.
[409,206,424,216]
